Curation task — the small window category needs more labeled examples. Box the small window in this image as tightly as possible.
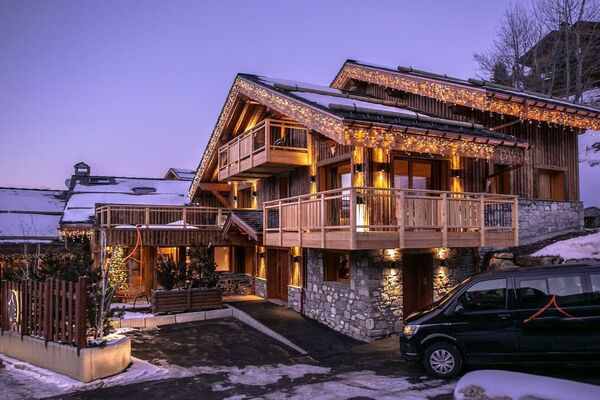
[517,274,586,309]
[458,278,507,312]
[133,186,157,195]
[538,169,565,200]
[590,274,600,305]
[324,252,350,284]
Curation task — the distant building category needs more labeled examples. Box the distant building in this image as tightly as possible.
[164,168,196,181]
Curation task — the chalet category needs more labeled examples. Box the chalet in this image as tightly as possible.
[92,60,599,341]
[164,167,196,181]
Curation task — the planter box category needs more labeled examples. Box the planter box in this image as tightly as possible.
[151,288,222,314]
[0,331,131,382]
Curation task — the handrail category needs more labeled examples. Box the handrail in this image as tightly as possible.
[95,204,230,229]
[263,186,519,249]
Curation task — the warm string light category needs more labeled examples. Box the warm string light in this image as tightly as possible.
[333,64,600,131]
[59,229,93,240]
[191,75,529,197]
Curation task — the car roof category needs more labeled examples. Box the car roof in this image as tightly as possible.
[477,262,600,278]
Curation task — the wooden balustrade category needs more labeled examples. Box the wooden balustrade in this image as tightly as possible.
[263,187,518,250]
[95,205,228,230]
[218,118,310,181]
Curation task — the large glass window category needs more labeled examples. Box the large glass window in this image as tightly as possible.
[458,278,507,312]
[517,274,586,309]
[393,159,440,191]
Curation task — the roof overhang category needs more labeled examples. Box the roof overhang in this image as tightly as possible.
[332,61,600,130]
[221,213,262,243]
[190,75,529,198]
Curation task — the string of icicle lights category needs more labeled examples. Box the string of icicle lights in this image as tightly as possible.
[190,77,527,197]
[333,64,600,131]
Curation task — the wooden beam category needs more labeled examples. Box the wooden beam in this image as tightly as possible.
[197,182,230,191]
[211,190,230,208]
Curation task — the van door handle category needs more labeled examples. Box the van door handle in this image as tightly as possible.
[498,314,511,319]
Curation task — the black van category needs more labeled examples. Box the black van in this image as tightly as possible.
[400,263,600,378]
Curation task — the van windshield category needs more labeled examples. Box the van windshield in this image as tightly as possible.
[435,276,474,308]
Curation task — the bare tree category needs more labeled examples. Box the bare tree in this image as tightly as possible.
[475,2,542,88]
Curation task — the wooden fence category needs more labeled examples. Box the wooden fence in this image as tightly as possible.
[0,277,87,348]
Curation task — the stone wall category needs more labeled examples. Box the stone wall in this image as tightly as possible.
[301,248,477,341]
[518,199,584,245]
[288,286,302,312]
[254,277,267,298]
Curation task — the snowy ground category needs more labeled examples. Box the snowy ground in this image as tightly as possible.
[533,230,600,261]
[0,353,454,400]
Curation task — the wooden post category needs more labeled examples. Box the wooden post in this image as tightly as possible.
[44,279,52,344]
[106,206,111,228]
[182,208,187,229]
[513,197,519,246]
[441,193,448,248]
[320,193,325,248]
[349,188,357,250]
[297,197,302,247]
[145,207,150,228]
[21,281,29,337]
[479,196,486,247]
[278,200,283,247]
[398,191,405,249]
[75,276,87,350]
[217,208,222,227]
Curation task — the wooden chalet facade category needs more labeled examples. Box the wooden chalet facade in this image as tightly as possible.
[94,60,599,340]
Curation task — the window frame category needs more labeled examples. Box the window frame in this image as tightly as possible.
[515,273,589,310]
[455,277,509,314]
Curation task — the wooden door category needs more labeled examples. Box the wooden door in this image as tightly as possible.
[402,253,433,318]
[266,249,289,301]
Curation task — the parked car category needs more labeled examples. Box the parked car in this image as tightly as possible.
[400,263,600,378]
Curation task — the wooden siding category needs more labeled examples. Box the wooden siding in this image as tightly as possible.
[353,82,581,201]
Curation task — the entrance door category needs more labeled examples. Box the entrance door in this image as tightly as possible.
[402,253,433,317]
[266,249,289,301]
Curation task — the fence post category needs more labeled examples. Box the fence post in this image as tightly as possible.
[479,196,486,247]
[513,197,519,246]
[145,207,150,228]
[441,193,448,248]
[350,188,357,250]
[75,276,87,351]
[1,281,6,331]
[21,280,29,337]
[398,191,405,249]
[44,279,52,345]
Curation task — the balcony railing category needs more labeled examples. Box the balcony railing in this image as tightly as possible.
[263,187,518,250]
[95,205,228,230]
[218,118,309,181]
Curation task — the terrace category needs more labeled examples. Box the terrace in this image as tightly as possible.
[263,187,518,250]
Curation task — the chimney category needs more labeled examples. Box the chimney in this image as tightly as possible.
[74,162,91,176]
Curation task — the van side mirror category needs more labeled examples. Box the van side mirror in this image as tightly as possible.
[453,302,465,315]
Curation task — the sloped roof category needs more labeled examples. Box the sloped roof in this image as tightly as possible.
[62,177,190,226]
[332,60,600,129]
[0,188,66,243]
[221,210,263,242]
[166,168,196,181]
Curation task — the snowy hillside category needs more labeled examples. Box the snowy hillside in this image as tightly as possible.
[579,88,600,208]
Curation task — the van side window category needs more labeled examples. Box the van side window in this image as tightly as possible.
[517,275,586,309]
[590,274,600,305]
[458,279,507,312]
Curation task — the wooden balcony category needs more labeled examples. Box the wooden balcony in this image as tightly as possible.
[95,205,229,247]
[263,187,518,250]
[218,118,310,181]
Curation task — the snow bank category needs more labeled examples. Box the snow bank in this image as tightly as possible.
[532,231,600,260]
[454,370,600,400]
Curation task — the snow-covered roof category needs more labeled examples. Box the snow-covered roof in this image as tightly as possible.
[0,188,66,243]
[62,177,191,226]
[165,168,196,181]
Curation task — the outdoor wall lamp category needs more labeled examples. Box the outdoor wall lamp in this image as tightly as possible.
[309,175,316,183]
[377,162,388,172]
[353,164,363,173]
[252,191,257,197]
[450,169,462,178]
[259,252,265,259]
[292,255,301,263]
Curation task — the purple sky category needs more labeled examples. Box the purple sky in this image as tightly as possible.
[0,0,508,189]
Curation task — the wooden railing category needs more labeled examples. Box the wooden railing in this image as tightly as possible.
[95,204,228,229]
[0,277,87,348]
[263,187,518,250]
[218,118,309,180]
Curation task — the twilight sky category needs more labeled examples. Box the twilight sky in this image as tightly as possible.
[0,0,509,189]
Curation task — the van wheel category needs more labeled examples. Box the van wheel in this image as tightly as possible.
[423,342,462,378]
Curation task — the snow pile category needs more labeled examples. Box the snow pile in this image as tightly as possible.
[533,231,600,261]
[454,370,600,400]
[262,370,454,400]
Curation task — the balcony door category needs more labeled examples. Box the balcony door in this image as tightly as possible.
[393,158,444,191]
[266,249,289,302]
[320,162,352,227]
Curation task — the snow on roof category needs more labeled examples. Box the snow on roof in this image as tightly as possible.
[167,168,196,181]
[0,213,62,241]
[532,231,600,261]
[62,177,191,225]
[0,188,66,242]
[0,188,65,213]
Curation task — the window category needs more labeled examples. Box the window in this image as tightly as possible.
[517,274,586,309]
[393,158,442,191]
[538,169,565,200]
[458,279,507,312]
[591,274,600,305]
[324,252,350,284]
